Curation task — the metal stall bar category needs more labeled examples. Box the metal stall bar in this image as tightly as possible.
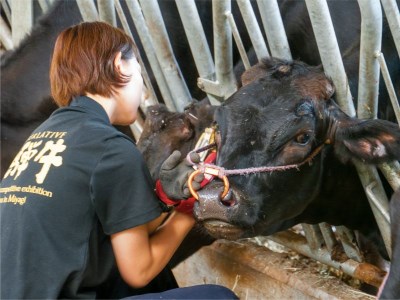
[76,0,99,22]
[226,11,251,70]
[365,183,391,224]
[114,0,158,112]
[11,0,33,47]
[269,230,386,288]
[375,52,400,123]
[357,0,382,120]
[256,0,291,60]
[305,0,391,257]
[98,0,116,26]
[301,224,324,251]
[357,0,393,257]
[357,164,391,256]
[237,0,269,61]
[139,0,191,112]
[335,226,363,262]
[372,3,400,221]
[175,0,220,106]
[318,223,339,254]
[38,0,50,12]
[381,0,400,57]
[376,51,400,205]
[0,16,13,50]
[125,0,174,111]
[380,161,400,191]
[1,0,11,25]
[212,0,237,100]
[304,0,355,117]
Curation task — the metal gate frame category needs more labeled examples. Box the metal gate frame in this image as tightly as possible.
[2,0,399,288]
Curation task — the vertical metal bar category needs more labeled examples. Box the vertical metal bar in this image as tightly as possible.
[379,161,400,191]
[375,51,400,123]
[335,226,363,262]
[355,163,392,257]
[355,0,392,257]
[113,0,152,137]
[318,223,338,253]
[256,0,291,60]
[0,16,13,50]
[213,0,237,100]
[225,11,251,70]
[175,0,220,105]
[38,0,50,12]
[139,0,191,112]
[114,0,133,42]
[365,183,391,224]
[237,0,269,60]
[114,0,158,111]
[380,0,400,57]
[357,0,382,119]
[125,0,173,110]
[374,51,400,193]
[1,0,11,24]
[11,0,33,47]
[304,0,355,117]
[76,0,99,22]
[98,0,116,26]
[301,224,324,251]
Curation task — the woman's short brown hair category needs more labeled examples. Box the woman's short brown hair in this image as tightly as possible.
[50,21,138,106]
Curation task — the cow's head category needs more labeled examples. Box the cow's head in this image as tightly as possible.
[194,57,400,240]
[137,98,215,179]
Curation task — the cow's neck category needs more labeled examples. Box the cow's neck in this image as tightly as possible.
[298,149,376,232]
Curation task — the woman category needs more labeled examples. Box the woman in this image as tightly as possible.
[0,21,236,299]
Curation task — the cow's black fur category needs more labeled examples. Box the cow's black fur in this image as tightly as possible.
[195,58,400,257]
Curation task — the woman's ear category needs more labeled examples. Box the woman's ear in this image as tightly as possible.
[114,51,123,72]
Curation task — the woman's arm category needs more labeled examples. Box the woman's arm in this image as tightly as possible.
[110,211,195,288]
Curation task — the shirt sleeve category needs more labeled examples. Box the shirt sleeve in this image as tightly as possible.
[90,137,162,235]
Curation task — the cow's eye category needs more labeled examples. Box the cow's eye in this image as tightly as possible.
[295,133,311,145]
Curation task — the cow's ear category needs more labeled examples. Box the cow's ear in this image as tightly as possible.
[333,112,400,164]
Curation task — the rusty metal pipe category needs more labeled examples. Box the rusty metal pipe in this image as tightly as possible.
[268,231,386,287]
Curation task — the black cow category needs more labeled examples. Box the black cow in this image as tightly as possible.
[138,98,216,179]
[379,189,400,299]
[1,1,80,177]
[1,0,257,178]
[193,58,400,255]
[137,98,217,266]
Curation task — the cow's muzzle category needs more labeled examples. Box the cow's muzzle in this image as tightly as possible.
[193,181,245,239]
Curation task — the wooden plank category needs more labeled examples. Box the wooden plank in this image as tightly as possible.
[173,240,375,300]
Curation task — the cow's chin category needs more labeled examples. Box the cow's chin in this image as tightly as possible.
[202,220,245,240]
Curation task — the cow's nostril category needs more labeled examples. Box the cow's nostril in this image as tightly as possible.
[220,189,236,207]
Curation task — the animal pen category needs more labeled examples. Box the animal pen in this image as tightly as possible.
[2,0,400,298]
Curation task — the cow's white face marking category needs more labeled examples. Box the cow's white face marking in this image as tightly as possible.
[358,140,387,157]
[372,141,387,157]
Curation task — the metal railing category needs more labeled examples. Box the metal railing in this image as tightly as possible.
[3,0,399,288]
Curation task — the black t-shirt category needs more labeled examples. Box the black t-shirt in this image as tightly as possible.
[0,96,163,299]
